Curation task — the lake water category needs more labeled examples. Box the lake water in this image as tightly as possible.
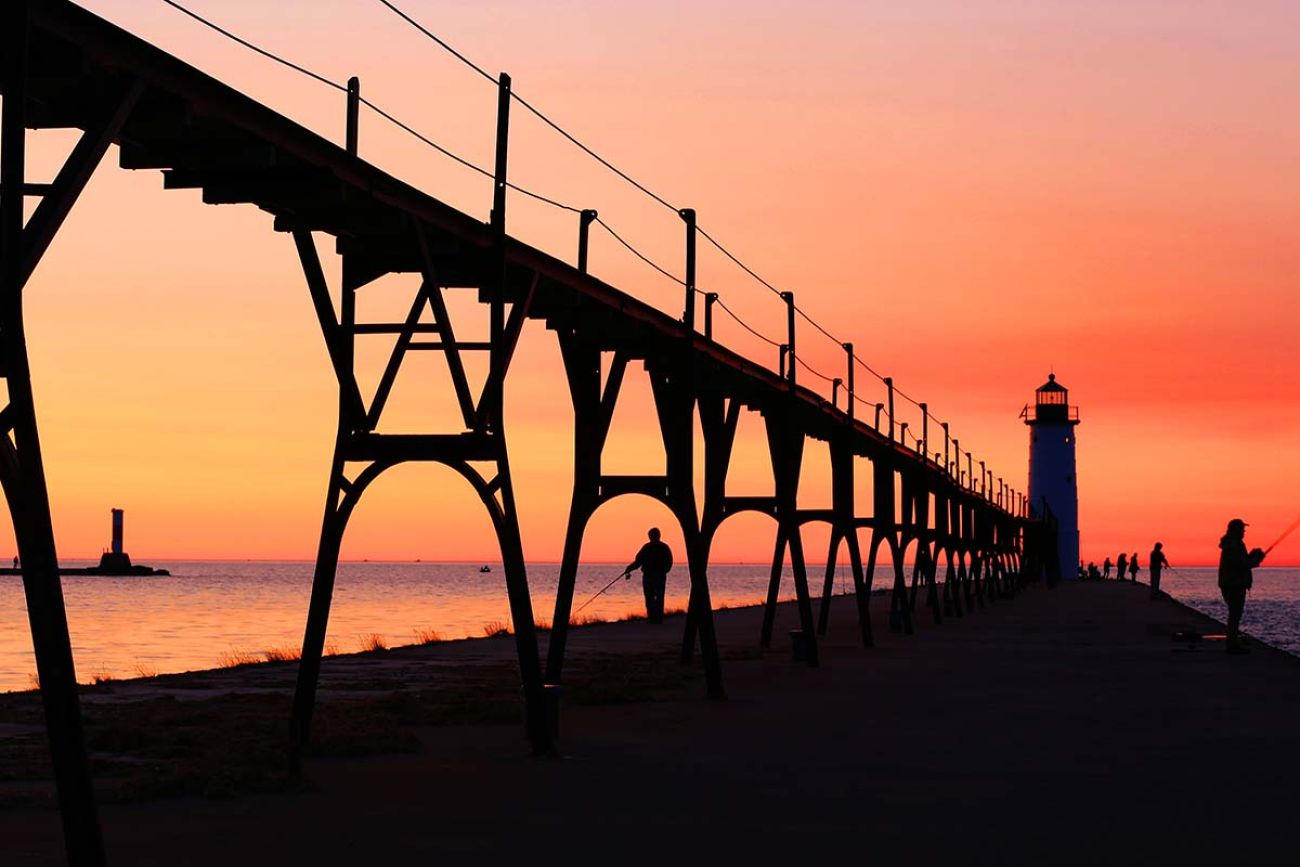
[0,562,1295,692]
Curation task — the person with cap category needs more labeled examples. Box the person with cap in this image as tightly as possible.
[623,527,673,624]
[1218,518,1265,654]
[1148,542,1170,598]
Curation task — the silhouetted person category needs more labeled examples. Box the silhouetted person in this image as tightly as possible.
[1115,552,1127,583]
[1149,543,1170,598]
[1102,557,1112,580]
[1087,562,1101,581]
[1128,552,1140,583]
[1218,518,1265,654]
[623,527,673,624]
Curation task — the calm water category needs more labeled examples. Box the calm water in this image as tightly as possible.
[0,562,1295,692]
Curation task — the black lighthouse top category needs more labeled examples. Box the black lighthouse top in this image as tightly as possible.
[1023,374,1079,425]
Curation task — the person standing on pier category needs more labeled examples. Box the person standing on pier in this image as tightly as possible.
[1128,552,1140,583]
[1116,552,1127,583]
[1103,556,1112,580]
[623,528,673,624]
[1218,518,1265,654]
[1148,543,1170,598]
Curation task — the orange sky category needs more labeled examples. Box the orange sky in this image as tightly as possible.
[4,0,1297,566]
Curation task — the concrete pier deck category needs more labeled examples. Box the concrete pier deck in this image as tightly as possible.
[4,580,1299,865]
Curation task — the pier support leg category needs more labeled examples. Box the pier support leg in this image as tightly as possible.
[943,550,960,618]
[760,528,788,648]
[889,539,914,635]
[816,528,842,635]
[972,554,988,608]
[0,382,104,866]
[786,523,820,667]
[545,501,591,683]
[290,445,351,756]
[682,522,725,698]
[492,455,553,753]
[846,528,873,647]
[0,8,148,857]
[960,555,974,613]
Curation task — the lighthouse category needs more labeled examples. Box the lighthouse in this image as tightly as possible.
[1023,374,1080,580]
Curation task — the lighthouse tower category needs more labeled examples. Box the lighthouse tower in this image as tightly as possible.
[1023,374,1080,580]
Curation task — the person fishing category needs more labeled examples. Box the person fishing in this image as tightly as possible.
[1218,518,1265,654]
[1115,552,1127,583]
[1103,556,1112,580]
[1128,551,1140,583]
[623,527,673,624]
[1148,543,1170,598]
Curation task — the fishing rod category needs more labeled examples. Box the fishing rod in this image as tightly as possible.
[572,571,630,615]
[1263,513,1300,557]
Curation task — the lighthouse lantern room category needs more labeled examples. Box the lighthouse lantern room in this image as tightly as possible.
[1023,374,1081,580]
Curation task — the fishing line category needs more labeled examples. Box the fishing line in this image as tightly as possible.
[572,572,629,615]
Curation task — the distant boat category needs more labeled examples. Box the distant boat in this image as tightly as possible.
[480,565,492,573]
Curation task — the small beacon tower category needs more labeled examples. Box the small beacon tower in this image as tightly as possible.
[1023,374,1080,580]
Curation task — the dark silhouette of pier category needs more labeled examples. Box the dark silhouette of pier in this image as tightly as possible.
[1,2,1052,862]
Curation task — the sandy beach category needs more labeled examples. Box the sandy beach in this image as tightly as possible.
[3,580,1299,865]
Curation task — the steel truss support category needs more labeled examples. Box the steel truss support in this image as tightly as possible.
[815,441,871,646]
[288,224,552,757]
[0,6,143,859]
[904,481,942,624]
[933,490,959,619]
[759,415,819,666]
[867,460,912,636]
[544,336,724,698]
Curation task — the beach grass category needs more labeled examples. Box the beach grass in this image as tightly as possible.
[412,628,442,645]
[217,649,261,669]
[481,620,511,637]
[262,647,300,663]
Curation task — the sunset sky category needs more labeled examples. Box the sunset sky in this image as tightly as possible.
[5,0,1297,566]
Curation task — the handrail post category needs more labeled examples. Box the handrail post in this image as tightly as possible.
[779,344,788,379]
[967,454,974,492]
[920,403,929,463]
[577,208,597,273]
[979,460,986,498]
[874,403,884,431]
[884,377,895,442]
[832,378,841,409]
[488,70,512,429]
[345,76,360,156]
[899,422,909,449]
[679,208,696,333]
[781,291,795,385]
[491,72,511,237]
[953,439,960,484]
[943,422,950,477]
[704,292,717,339]
[843,342,854,421]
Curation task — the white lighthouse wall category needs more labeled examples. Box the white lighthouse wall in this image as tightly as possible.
[1027,422,1080,579]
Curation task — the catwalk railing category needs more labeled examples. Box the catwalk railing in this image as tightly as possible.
[0,2,1049,863]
